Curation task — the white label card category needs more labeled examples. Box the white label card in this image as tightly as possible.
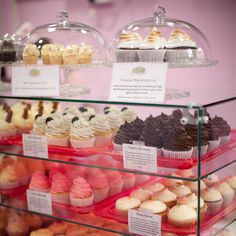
[123,144,157,173]
[109,62,168,103]
[12,66,60,97]
[128,209,161,236]
[27,189,52,215]
[23,134,48,159]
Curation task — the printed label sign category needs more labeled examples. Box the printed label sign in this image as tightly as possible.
[27,190,52,215]
[12,66,60,97]
[128,209,161,236]
[109,62,168,103]
[123,144,157,173]
[23,134,48,159]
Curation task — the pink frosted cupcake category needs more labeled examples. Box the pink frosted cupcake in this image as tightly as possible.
[50,172,72,204]
[87,169,109,203]
[65,165,87,180]
[70,177,94,207]
[104,170,124,196]
[29,170,50,192]
[121,172,136,191]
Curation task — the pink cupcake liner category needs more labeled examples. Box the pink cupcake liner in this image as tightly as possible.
[138,49,165,62]
[208,139,220,152]
[192,145,208,157]
[95,133,112,146]
[123,177,136,191]
[219,135,231,146]
[93,186,109,203]
[47,136,69,147]
[70,194,94,207]
[205,199,223,214]
[108,182,124,196]
[51,192,70,205]
[162,148,193,159]
[70,137,95,148]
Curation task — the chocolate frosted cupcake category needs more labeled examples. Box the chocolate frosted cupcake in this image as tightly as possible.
[171,109,183,124]
[113,121,142,151]
[211,116,231,146]
[162,125,193,158]
[185,124,209,157]
[130,117,144,134]
[203,121,220,152]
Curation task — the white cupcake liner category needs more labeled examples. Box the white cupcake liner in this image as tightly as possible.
[51,192,70,205]
[162,148,193,159]
[108,182,124,196]
[115,49,139,62]
[95,133,112,146]
[219,135,231,146]
[192,145,208,157]
[113,142,123,151]
[70,194,94,207]
[137,49,165,62]
[47,136,69,147]
[70,137,95,148]
[208,139,220,152]
[205,199,223,214]
[93,186,109,203]
[222,192,235,207]
[122,176,136,191]
[164,49,199,63]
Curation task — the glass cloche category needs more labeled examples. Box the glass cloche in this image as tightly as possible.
[16,10,107,66]
[107,6,217,68]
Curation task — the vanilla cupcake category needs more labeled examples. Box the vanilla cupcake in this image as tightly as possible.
[89,114,112,146]
[185,180,207,194]
[23,44,39,64]
[115,196,141,217]
[226,176,236,190]
[130,188,153,202]
[144,182,165,194]
[151,188,177,208]
[63,45,79,64]
[120,107,137,123]
[139,200,168,222]
[105,111,123,137]
[203,174,219,187]
[70,116,95,148]
[79,106,96,121]
[170,184,192,198]
[31,112,47,135]
[49,44,64,65]
[41,44,52,64]
[214,182,235,207]
[78,45,93,64]
[167,204,197,227]
[201,188,223,214]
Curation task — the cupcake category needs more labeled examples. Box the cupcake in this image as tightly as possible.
[78,45,93,64]
[41,44,52,64]
[24,213,42,231]
[45,117,69,147]
[130,188,153,202]
[151,188,177,208]
[226,176,236,190]
[185,180,207,194]
[89,115,112,146]
[115,196,141,217]
[211,116,231,146]
[214,182,235,207]
[63,45,79,64]
[144,182,165,194]
[22,44,39,64]
[14,108,33,134]
[29,170,50,193]
[0,110,17,137]
[162,125,193,158]
[31,112,47,135]
[203,174,219,187]
[167,204,197,227]
[138,27,166,62]
[0,165,20,189]
[50,172,72,204]
[79,106,96,121]
[184,124,209,157]
[177,193,207,221]
[139,200,168,222]
[103,106,120,115]
[70,116,95,148]
[62,112,74,132]
[115,31,142,62]
[87,169,109,203]
[120,107,137,123]
[49,44,64,65]
[104,170,124,196]
[70,177,94,207]
[105,111,123,138]
[201,188,223,214]
[163,174,184,187]
[170,184,192,198]
[121,172,136,190]
[30,229,53,236]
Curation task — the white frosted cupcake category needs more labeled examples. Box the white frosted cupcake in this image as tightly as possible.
[130,188,153,202]
[120,107,137,123]
[170,184,192,198]
[185,180,207,194]
[203,174,219,187]
[31,113,47,135]
[78,106,96,121]
[144,182,165,194]
[70,116,95,148]
[62,112,75,132]
[226,176,236,191]
[105,111,123,138]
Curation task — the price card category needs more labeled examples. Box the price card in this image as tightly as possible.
[23,134,48,159]
[109,62,168,103]
[27,190,52,215]
[123,144,157,173]
[12,65,60,97]
[128,209,161,236]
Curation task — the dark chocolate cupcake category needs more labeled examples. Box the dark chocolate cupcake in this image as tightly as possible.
[162,125,193,158]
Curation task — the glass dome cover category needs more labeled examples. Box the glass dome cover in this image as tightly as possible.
[108,6,217,68]
[16,10,106,66]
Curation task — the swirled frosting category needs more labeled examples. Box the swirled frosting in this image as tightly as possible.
[211,116,231,136]
[87,169,108,189]
[70,118,94,139]
[177,193,204,209]
[50,172,72,194]
[120,107,137,123]
[29,170,50,192]
[89,115,111,133]
[151,188,177,202]
[32,114,47,135]
[70,177,93,198]
[105,170,123,185]
[105,112,123,130]
[117,31,143,49]
[139,200,167,214]
[62,113,74,131]
[45,117,68,137]
[163,125,193,151]
[203,121,220,141]
[168,205,197,222]
[201,188,223,202]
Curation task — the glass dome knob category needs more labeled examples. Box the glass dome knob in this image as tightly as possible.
[57,10,70,27]
[153,5,166,24]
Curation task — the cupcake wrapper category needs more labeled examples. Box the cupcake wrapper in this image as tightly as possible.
[95,133,112,146]
[0,129,17,138]
[205,199,223,214]
[168,217,197,228]
[23,55,38,65]
[17,127,31,134]
[108,182,124,196]
[47,136,69,147]
[208,140,220,152]
[192,145,208,157]
[122,177,136,191]
[115,50,139,62]
[162,148,193,159]
[51,192,70,204]
[164,49,199,63]
[138,49,165,62]
[63,56,78,65]
[70,194,94,207]
[42,55,50,65]
[93,186,109,203]
[50,56,63,65]
[78,55,92,64]
[219,135,231,146]
[70,137,95,148]
[0,181,20,189]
